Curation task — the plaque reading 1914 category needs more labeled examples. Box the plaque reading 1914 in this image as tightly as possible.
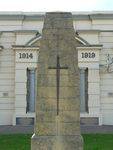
[31,12,83,150]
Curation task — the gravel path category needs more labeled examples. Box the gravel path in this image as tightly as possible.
[0,125,113,134]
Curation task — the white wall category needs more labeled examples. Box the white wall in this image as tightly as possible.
[0,20,44,32]
[76,18,113,125]
[13,48,38,125]
[0,13,113,125]
[99,32,113,125]
[0,32,15,125]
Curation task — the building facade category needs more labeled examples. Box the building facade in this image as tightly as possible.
[0,12,113,126]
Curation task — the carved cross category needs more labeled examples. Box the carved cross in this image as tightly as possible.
[49,55,68,115]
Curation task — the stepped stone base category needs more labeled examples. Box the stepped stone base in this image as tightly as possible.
[31,134,83,150]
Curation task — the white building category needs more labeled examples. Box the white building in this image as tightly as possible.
[0,11,113,126]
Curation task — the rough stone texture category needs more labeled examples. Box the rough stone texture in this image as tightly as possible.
[31,134,83,150]
[31,12,83,150]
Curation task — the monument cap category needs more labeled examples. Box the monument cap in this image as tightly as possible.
[43,12,73,29]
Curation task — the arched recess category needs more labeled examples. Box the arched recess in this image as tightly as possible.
[25,33,89,47]
[25,34,42,47]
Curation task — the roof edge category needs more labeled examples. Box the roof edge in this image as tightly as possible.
[0,11,113,21]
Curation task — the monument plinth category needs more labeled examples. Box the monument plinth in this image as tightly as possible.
[31,12,83,150]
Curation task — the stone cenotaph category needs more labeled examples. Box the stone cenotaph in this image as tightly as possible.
[31,12,83,150]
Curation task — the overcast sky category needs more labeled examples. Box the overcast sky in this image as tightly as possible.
[0,0,113,12]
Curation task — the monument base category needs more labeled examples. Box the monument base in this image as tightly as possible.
[31,134,83,150]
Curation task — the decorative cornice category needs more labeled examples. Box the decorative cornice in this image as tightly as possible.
[12,45,39,50]
[14,30,38,33]
[0,14,44,21]
[0,12,113,21]
[76,45,102,50]
[0,14,24,20]
[73,14,113,20]
[77,30,113,33]
[90,14,113,20]
[76,30,100,33]
[73,15,90,20]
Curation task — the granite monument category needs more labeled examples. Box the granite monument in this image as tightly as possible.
[31,12,83,150]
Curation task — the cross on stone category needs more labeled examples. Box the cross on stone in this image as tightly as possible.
[49,55,68,115]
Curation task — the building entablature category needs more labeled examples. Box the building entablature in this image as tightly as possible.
[0,11,113,21]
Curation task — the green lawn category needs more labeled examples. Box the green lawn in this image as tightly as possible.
[0,134,31,150]
[83,134,113,150]
[0,134,113,150]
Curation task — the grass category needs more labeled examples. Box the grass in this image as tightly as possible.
[0,134,113,150]
[83,134,113,150]
[0,134,31,150]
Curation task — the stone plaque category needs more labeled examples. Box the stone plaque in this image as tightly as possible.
[16,50,37,63]
[78,50,99,62]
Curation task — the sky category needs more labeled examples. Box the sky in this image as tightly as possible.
[0,0,113,12]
